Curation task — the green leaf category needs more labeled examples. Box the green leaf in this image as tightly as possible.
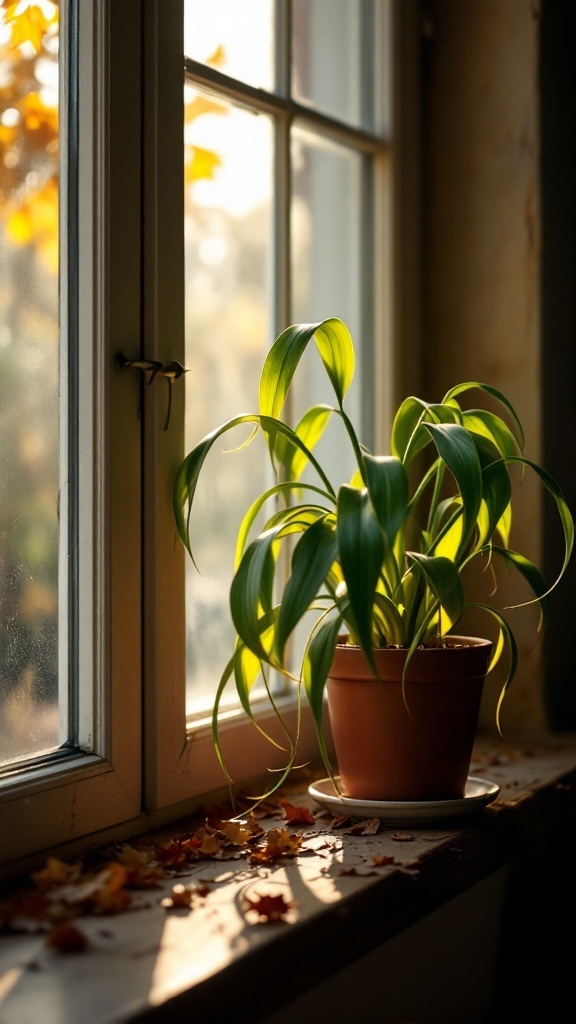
[442,382,525,453]
[312,318,355,405]
[466,602,518,735]
[391,398,459,463]
[230,529,280,662]
[424,422,483,560]
[477,460,511,549]
[275,517,339,661]
[504,456,575,593]
[174,413,337,562]
[173,414,259,557]
[462,409,521,460]
[364,453,409,543]
[490,545,549,631]
[336,485,384,670]
[406,551,464,630]
[372,592,407,645]
[235,483,334,569]
[303,615,342,782]
[259,317,355,419]
[280,404,334,479]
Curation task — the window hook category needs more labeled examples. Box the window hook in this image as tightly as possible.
[117,354,189,430]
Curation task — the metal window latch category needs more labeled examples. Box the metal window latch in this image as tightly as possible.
[117,353,189,430]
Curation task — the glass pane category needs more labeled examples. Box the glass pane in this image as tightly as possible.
[184,0,275,92]
[292,0,364,127]
[184,86,274,715]
[0,2,62,766]
[291,127,364,454]
[289,128,366,671]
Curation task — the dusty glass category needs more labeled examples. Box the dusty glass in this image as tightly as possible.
[0,3,61,766]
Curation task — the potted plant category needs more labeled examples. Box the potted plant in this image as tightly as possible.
[174,318,574,803]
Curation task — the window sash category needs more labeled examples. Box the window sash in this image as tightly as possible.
[0,0,142,877]
[146,0,393,809]
[0,0,407,871]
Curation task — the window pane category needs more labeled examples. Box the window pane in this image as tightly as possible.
[292,0,365,128]
[184,0,275,92]
[0,3,62,766]
[289,129,366,671]
[183,87,274,714]
[291,127,365,457]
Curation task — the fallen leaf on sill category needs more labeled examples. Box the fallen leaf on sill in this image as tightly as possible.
[344,817,381,835]
[327,815,353,829]
[220,818,264,845]
[32,858,83,890]
[160,884,198,910]
[372,854,421,876]
[248,828,303,864]
[46,922,88,953]
[391,832,415,842]
[278,799,315,825]
[243,892,294,923]
[339,864,381,877]
[371,854,397,866]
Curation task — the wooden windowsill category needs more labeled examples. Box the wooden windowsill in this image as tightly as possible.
[1,731,575,1024]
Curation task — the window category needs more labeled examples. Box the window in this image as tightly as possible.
[0,0,395,873]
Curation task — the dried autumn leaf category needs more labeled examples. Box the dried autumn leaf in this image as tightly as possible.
[32,857,83,891]
[154,839,190,868]
[391,832,415,842]
[244,892,294,923]
[340,864,380,877]
[193,826,226,857]
[345,817,381,836]
[218,820,258,846]
[116,846,166,887]
[248,828,303,864]
[46,922,88,953]
[0,892,55,932]
[372,854,397,866]
[160,884,196,910]
[279,799,315,825]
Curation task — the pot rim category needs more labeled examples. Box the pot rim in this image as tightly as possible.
[335,634,493,650]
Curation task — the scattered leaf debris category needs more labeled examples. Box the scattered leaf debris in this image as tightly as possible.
[161,884,201,910]
[0,783,427,941]
[46,922,88,954]
[278,799,315,825]
[345,817,381,835]
[243,892,294,923]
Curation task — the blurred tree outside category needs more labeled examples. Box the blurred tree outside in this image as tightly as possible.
[0,0,60,765]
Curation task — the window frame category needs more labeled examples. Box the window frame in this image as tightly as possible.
[0,0,421,873]
[0,0,143,875]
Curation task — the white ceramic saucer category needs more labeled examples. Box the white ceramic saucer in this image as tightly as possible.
[308,775,500,826]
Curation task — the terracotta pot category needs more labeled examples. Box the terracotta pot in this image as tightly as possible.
[326,636,493,802]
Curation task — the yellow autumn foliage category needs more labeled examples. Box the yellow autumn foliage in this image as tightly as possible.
[0,2,224,271]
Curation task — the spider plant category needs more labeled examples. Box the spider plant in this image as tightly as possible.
[174,317,574,794]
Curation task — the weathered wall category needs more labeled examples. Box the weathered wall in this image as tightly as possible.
[421,0,544,732]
